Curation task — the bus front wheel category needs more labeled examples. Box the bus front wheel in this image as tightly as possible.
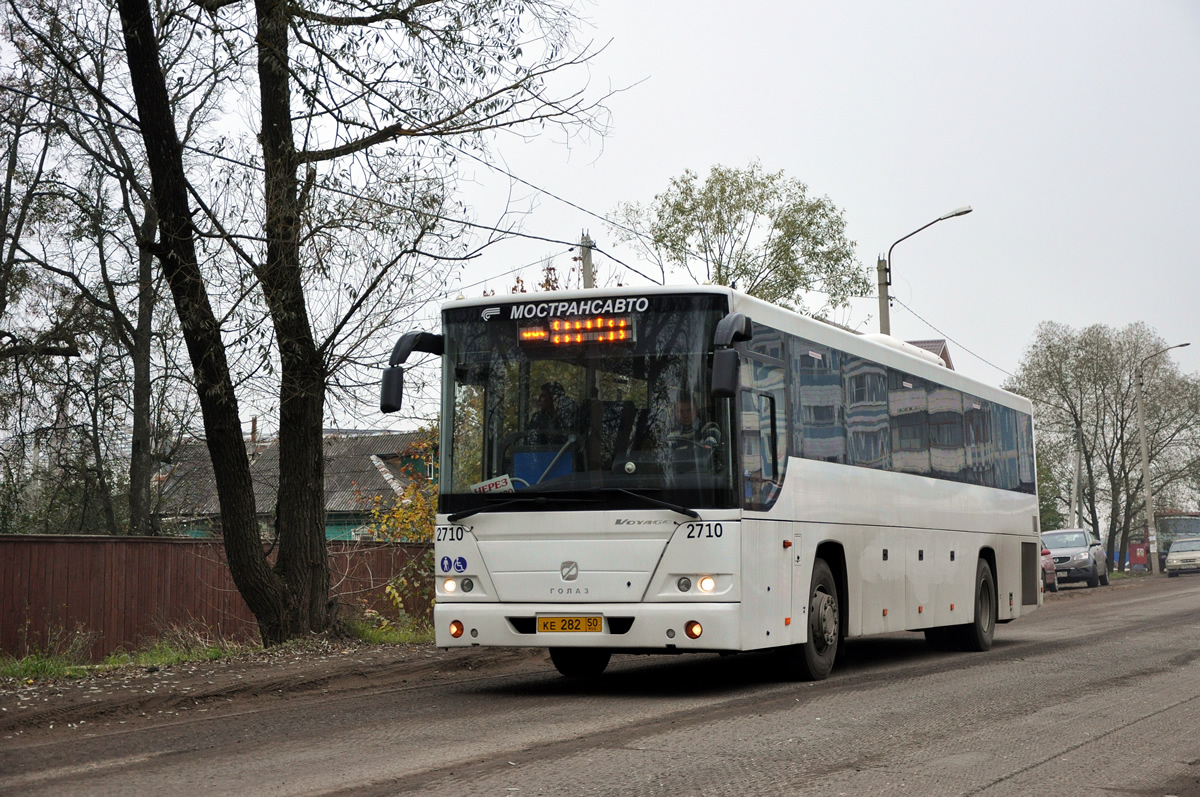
[780,557,840,681]
[955,559,996,652]
[549,648,611,678]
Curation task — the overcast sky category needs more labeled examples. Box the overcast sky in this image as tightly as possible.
[437,0,1200,390]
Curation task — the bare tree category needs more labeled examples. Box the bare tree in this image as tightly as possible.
[8,0,608,642]
[2,0,208,535]
[0,74,82,366]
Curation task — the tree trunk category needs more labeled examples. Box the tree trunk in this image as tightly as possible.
[86,366,121,536]
[252,0,332,642]
[128,206,157,535]
[115,0,294,641]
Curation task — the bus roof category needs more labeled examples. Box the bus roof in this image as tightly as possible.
[442,284,1031,415]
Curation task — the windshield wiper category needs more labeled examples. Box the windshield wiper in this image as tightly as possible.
[592,488,700,520]
[447,495,600,523]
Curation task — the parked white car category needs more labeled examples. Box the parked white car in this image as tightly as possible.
[1043,529,1109,588]
[1164,537,1200,578]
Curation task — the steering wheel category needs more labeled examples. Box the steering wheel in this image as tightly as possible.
[667,433,707,451]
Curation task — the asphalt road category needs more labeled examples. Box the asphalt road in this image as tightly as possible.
[2,576,1199,796]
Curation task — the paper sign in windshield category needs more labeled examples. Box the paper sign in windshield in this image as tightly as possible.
[471,474,515,495]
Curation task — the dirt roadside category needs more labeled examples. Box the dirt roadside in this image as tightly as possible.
[0,576,1148,740]
[0,640,548,739]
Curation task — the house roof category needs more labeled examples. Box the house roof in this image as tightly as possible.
[156,430,429,519]
[906,339,954,370]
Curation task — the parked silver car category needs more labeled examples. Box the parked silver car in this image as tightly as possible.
[1043,529,1109,588]
[1164,537,1200,578]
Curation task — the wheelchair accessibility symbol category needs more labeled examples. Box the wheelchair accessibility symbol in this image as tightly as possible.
[453,557,468,573]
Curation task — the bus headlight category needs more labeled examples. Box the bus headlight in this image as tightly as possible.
[698,576,716,593]
[443,578,457,593]
[684,621,703,639]
[461,578,474,593]
[676,577,692,592]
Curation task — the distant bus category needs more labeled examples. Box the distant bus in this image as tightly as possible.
[381,286,1041,679]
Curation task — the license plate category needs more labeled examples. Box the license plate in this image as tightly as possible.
[1057,570,1070,577]
[537,616,602,633]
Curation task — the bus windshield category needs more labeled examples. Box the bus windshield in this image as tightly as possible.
[440,293,736,514]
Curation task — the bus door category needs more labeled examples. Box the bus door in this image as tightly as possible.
[737,353,790,648]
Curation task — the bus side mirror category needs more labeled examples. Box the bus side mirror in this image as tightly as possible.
[380,366,404,413]
[713,313,753,347]
[389,331,443,366]
[711,349,739,398]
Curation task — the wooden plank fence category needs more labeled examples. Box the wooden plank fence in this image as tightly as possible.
[0,536,431,662]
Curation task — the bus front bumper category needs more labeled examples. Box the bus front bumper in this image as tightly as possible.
[434,602,747,650]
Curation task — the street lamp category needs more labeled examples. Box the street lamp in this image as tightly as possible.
[877,206,973,335]
[1135,341,1190,574]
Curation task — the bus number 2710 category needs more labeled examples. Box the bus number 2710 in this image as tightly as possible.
[436,526,467,542]
[685,522,723,539]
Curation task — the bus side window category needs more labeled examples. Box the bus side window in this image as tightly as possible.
[740,357,785,509]
[759,393,778,480]
[740,388,764,502]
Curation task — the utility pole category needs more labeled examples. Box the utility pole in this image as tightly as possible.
[876,256,890,335]
[1135,366,1156,574]
[1071,424,1082,528]
[580,232,595,289]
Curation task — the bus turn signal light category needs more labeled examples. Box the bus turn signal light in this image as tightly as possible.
[449,620,464,639]
[684,621,703,639]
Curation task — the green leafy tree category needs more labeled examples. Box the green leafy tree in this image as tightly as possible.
[367,427,437,626]
[1005,321,1200,570]
[1036,443,1066,532]
[609,161,870,314]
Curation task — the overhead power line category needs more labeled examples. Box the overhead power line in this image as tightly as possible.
[889,297,1015,379]
[0,83,664,287]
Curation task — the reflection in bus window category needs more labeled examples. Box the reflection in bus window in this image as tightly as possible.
[843,356,889,469]
[928,384,965,480]
[794,343,845,463]
[889,371,930,475]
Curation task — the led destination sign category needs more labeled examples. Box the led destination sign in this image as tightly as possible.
[519,314,635,345]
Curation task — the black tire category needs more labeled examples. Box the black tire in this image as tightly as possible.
[955,559,996,652]
[780,557,840,681]
[1086,565,1100,588]
[1099,563,1110,586]
[549,648,611,678]
[1047,575,1058,593]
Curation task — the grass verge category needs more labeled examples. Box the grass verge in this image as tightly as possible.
[1,617,433,684]
[341,618,434,646]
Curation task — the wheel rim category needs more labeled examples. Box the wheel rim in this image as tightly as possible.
[810,586,838,653]
[978,579,994,633]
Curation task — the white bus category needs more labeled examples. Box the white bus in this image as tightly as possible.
[381,286,1041,679]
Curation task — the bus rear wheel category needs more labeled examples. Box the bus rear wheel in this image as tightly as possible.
[955,559,996,652]
[549,648,611,678]
[780,557,839,681]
